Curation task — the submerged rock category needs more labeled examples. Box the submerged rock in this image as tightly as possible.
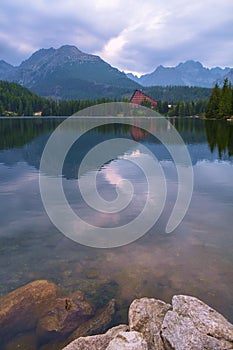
[42,299,116,350]
[68,299,116,341]
[4,332,37,350]
[36,290,94,343]
[0,280,58,340]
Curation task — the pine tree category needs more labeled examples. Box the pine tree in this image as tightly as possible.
[218,79,232,118]
[178,101,186,117]
[206,83,221,118]
[0,101,4,115]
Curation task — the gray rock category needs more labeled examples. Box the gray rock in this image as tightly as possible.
[128,297,171,350]
[62,325,129,350]
[62,295,233,350]
[106,331,148,350]
[161,295,233,350]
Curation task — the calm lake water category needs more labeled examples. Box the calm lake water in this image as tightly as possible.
[0,117,233,345]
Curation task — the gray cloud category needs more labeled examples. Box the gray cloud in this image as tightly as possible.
[0,0,232,73]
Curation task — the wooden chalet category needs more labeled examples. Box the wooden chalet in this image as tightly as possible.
[130,89,157,109]
[33,111,42,116]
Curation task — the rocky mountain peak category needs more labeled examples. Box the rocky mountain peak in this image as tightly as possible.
[128,60,231,87]
[177,60,203,68]
[0,59,13,67]
[0,60,14,79]
[54,45,100,63]
[20,47,55,69]
[19,45,100,72]
[0,45,139,99]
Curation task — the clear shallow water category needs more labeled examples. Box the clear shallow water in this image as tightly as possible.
[0,117,233,345]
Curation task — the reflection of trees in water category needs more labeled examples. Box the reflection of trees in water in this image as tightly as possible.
[0,116,208,152]
[0,118,63,150]
[174,117,206,135]
[205,120,233,157]
[2,117,233,162]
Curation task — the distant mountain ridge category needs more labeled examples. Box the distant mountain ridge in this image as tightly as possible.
[0,46,232,100]
[127,60,231,87]
[0,45,140,100]
[0,60,14,80]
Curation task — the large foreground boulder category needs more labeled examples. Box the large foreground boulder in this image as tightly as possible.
[161,295,233,350]
[63,295,233,350]
[106,331,148,350]
[62,325,129,350]
[129,297,171,350]
[0,280,58,339]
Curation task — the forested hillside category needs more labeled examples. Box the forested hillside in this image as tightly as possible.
[206,79,233,119]
[0,80,213,117]
[0,81,119,116]
[143,86,212,103]
[0,81,46,116]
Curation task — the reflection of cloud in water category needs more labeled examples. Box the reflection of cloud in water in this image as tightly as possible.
[102,148,145,194]
[0,169,38,193]
[193,160,233,205]
[103,149,143,188]
[0,147,233,323]
[123,149,142,158]
[62,149,160,246]
[0,163,51,237]
[71,154,148,231]
[195,160,233,185]
[103,166,123,187]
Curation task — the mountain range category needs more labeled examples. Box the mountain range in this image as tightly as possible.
[0,45,139,100]
[127,61,231,87]
[0,45,232,100]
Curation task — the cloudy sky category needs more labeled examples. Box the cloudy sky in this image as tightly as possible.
[0,0,232,75]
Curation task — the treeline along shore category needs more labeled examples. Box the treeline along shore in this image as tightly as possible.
[0,79,232,118]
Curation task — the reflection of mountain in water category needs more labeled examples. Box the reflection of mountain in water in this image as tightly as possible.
[0,118,232,179]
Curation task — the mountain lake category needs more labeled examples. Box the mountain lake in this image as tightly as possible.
[0,116,232,348]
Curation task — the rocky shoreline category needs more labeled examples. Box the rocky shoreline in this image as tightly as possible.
[63,295,233,350]
[0,280,232,350]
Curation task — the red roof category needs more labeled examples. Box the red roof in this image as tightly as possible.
[130,90,157,108]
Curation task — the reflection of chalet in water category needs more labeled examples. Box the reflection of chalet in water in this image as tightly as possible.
[130,89,157,109]
[130,125,149,141]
